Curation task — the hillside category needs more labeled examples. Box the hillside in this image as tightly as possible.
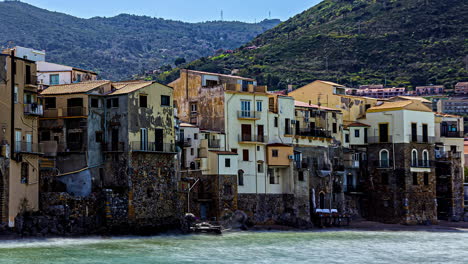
[157,0,468,89]
[0,1,280,80]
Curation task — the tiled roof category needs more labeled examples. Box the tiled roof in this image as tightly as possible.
[180,123,197,128]
[40,80,110,95]
[317,80,345,87]
[110,81,153,95]
[392,96,431,103]
[209,151,238,155]
[367,100,432,113]
[346,122,371,128]
[185,70,254,81]
[294,100,340,111]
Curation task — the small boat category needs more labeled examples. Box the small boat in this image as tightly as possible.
[190,222,222,235]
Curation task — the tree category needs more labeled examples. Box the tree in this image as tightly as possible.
[174,57,186,66]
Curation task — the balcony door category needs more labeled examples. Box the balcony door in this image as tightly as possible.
[67,98,83,116]
[257,125,264,142]
[111,129,119,151]
[26,134,32,152]
[241,124,252,141]
[140,128,148,151]
[241,101,251,118]
[155,129,164,152]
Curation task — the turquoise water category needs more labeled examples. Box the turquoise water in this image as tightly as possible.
[0,230,468,263]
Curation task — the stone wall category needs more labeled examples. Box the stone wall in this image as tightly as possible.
[238,193,311,227]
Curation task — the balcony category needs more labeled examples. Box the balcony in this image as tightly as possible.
[409,135,435,144]
[24,104,43,116]
[441,131,464,138]
[14,141,43,155]
[130,142,176,153]
[297,128,331,138]
[208,139,220,148]
[372,160,393,168]
[368,136,393,144]
[104,142,126,152]
[181,138,192,147]
[411,160,432,168]
[237,111,261,120]
[43,107,88,118]
[238,134,268,143]
[333,164,345,171]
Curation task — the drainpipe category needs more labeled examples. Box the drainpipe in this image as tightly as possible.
[9,51,16,161]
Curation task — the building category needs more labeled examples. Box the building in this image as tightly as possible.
[414,85,444,96]
[437,97,468,116]
[288,80,378,123]
[171,70,308,226]
[455,82,468,95]
[36,61,98,90]
[352,87,407,99]
[2,46,46,62]
[434,113,465,221]
[360,100,437,224]
[0,53,42,227]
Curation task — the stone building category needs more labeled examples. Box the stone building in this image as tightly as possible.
[0,53,42,227]
[360,100,437,224]
[434,113,465,221]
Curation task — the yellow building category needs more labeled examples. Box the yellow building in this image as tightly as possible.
[288,80,378,123]
[0,53,42,227]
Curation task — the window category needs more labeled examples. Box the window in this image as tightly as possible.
[194,133,198,140]
[379,149,389,167]
[411,149,418,167]
[422,124,428,143]
[345,134,350,143]
[45,97,56,109]
[333,123,337,134]
[274,117,278,127]
[285,118,291,134]
[238,170,244,186]
[298,171,304,182]
[257,146,260,151]
[95,131,103,143]
[256,101,262,112]
[91,98,99,108]
[112,98,119,108]
[21,162,29,184]
[424,173,429,186]
[257,163,264,173]
[140,94,148,108]
[379,123,389,142]
[190,148,194,156]
[225,158,231,168]
[364,128,368,144]
[411,123,417,142]
[231,148,238,154]
[413,173,418,185]
[354,129,360,138]
[50,74,59,85]
[161,95,171,106]
[422,150,429,167]
[190,103,198,114]
[272,149,279,157]
[381,173,389,185]
[106,99,112,108]
[13,86,18,104]
[77,74,82,82]
[25,65,32,84]
[241,100,251,117]
[269,169,278,184]
[243,149,249,161]
[41,131,51,141]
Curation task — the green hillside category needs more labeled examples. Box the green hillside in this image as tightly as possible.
[0,1,280,80]
[157,0,468,89]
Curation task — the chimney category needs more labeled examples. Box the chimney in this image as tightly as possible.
[287,84,293,93]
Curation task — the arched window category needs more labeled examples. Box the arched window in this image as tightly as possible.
[411,149,418,167]
[422,150,429,167]
[238,170,244,186]
[379,149,389,168]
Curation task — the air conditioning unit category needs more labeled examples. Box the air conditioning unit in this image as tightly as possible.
[288,155,294,160]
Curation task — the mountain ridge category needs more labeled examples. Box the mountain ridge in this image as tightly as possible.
[0,1,281,80]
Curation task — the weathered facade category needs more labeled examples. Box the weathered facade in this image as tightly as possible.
[0,54,42,227]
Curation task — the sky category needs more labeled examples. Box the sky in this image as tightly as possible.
[20,0,321,23]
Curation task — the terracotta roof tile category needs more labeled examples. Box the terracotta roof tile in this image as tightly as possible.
[110,81,153,95]
[41,80,110,95]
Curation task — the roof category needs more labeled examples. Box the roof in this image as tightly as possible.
[367,100,433,113]
[316,80,345,87]
[294,100,340,111]
[435,112,462,118]
[391,96,431,103]
[185,69,254,81]
[209,151,238,155]
[110,81,153,95]
[456,82,468,86]
[40,80,111,95]
[180,123,198,128]
[267,143,292,147]
[36,61,97,75]
[346,122,370,128]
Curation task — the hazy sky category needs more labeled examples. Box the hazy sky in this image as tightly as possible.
[20,0,321,23]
